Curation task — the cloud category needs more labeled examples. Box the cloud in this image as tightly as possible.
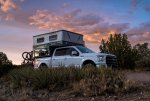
[128,22,150,35]
[30,8,150,46]
[131,0,138,8]
[72,14,102,26]
[29,9,130,44]
[62,3,70,8]
[4,14,14,21]
[0,0,17,13]
[144,6,150,12]
[127,22,150,44]
[0,0,25,21]
[129,0,139,13]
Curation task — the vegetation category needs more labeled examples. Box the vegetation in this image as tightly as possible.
[133,43,150,68]
[0,52,12,66]
[8,67,129,96]
[99,33,150,69]
[0,52,12,77]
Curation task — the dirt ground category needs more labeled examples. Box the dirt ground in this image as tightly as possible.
[126,72,150,82]
[0,71,150,101]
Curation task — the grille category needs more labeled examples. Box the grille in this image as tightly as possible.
[106,55,117,68]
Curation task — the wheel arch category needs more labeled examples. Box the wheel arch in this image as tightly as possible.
[82,60,96,67]
[39,63,48,68]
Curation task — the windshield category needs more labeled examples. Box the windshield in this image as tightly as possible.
[76,46,95,53]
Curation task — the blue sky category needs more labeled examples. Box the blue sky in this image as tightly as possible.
[0,0,150,64]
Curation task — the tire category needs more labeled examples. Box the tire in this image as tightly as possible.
[39,64,48,69]
[82,63,96,69]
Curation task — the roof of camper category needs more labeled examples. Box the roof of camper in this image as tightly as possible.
[33,30,83,37]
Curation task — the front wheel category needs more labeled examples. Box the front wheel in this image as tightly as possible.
[82,63,96,69]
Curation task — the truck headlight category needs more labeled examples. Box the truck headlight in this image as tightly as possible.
[97,56,104,62]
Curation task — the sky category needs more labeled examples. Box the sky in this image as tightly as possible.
[0,0,150,65]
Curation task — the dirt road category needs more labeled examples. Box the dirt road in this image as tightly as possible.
[126,71,150,82]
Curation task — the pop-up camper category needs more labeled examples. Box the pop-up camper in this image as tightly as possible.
[33,30,84,58]
[33,30,84,48]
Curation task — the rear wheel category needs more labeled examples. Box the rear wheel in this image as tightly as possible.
[39,64,48,69]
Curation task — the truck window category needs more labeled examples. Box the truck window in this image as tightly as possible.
[76,46,94,53]
[54,48,70,56]
[69,48,79,56]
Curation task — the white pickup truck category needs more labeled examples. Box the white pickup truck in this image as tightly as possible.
[32,30,117,68]
[34,45,117,68]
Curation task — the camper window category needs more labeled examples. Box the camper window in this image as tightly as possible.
[49,35,57,41]
[37,37,44,43]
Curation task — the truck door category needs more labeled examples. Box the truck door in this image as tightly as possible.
[52,48,69,67]
[65,48,83,67]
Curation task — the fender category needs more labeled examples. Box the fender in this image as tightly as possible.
[81,59,96,67]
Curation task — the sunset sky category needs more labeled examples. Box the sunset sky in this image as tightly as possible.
[0,0,150,65]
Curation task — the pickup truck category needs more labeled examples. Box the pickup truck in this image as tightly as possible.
[34,45,117,68]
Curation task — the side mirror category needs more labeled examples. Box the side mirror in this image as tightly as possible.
[71,51,78,56]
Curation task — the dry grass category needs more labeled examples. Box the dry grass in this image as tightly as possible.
[8,66,133,96]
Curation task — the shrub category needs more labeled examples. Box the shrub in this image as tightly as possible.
[9,67,34,88]
[73,68,125,96]
[9,67,83,90]
[0,64,13,77]
[135,55,150,69]
[9,67,131,96]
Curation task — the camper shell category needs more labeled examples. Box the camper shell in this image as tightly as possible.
[33,30,84,48]
[33,30,84,58]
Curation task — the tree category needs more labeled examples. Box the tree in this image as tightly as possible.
[133,43,149,57]
[99,34,137,68]
[133,43,150,68]
[0,52,12,66]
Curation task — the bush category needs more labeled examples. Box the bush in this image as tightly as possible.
[135,55,150,69]
[9,67,128,96]
[9,67,83,90]
[73,68,125,96]
[0,64,13,77]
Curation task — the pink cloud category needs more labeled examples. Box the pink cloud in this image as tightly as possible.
[0,0,25,21]
[29,8,150,48]
[0,0,17,13]
[29,9,130,44]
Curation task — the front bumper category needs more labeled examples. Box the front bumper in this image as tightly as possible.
[95,62,107,68]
